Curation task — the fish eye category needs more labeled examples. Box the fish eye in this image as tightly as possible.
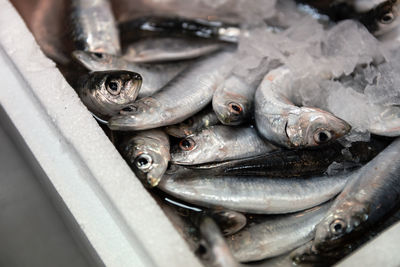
[106,78,122,95]
[380,12,395,24]
[120,105,137,113]
[93,52,104,59]
[228,102,243,115]
[134,154,153,171]
[329,219,347,236]
[179,138,196,151]
[314,130,332,144]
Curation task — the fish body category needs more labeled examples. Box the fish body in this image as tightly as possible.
[71,0,120,55]
[159,165,351,214]
[255,66,351,148]
[171,126,277,165]
[227,203,331,262]
[313,137,400,251]
[77,70,142,119]
[72,50,188,98]
[108,51,235,131]
[210,210,247,236]
[165,106,220,138]
[120,129,170,187]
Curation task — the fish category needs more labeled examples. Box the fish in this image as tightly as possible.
[226,203,331,262]
[119,129,170,187]
[210,210,247,236]
[122,37,225,63]
[196,216,240,267]
[212,58,281,125]
[108,51,235,131]
[170,125,277,165]
[255,66,351,148]
[165,106,220,138]
[158,164,351,214]
[76,70,142,119]
[119,16,240,45]
[70,0,120,55]
[72,50,188,98]
[313,137,400,251]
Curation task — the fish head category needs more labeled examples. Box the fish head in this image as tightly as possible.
[72,50,120,71]
[122,136,169,187]
[286,107,351,147]
[89,70,142,107]
[108,97,161,130]
[361,0,400,36]
[165,117,196,138]
[313,199,369,252]
[170,134,204,165]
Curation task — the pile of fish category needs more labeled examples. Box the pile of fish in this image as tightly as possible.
[49,0,400,265]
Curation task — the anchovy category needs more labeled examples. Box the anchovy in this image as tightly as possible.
[122,37,225,63]
[72,50,188,98]
[108,51,235,131]
[210,210,247,236]
[313,137,400,251]
[171,126,277,165]
[186,139,388,177]
[226,203,331,262]
[158,164,351,214]
[120,129,170,187]
[77,70,142,119]
[119,16,240,45]
[255,66,351,148]
[165,106,220,138]
[70,0,120,55]
[212,58,281,125]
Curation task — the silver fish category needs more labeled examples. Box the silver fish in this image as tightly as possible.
[170,126,277,165]
[77,70,142,119]
[197,217,240,267]
[313,137,400,251]
[158,165,351,214]
[226,203,331,262]
[210,210,247,236]
[165,106,220,138]
[212,58,281,125]
[71,0,120,55]
[108,51,235,131]
[255,66,351,148]
[120,129,170,187]
[72,50,188,98]
[122,37,225,63]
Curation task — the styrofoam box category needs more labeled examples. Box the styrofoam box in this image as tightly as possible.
[0,0,399,266]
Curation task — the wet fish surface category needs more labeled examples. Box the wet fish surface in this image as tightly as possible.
[119,16,240,45]
[71,0,120,55]
[255,66,351,148]
[313,137,400,251]
[158,164,351,214]
[165,105,220,138]
[226,203,331,262]
[108,51,235,131]
[122,37,225,63]
[170,125,277,165]
[72,50,188,98]
[76,70,142,119]
[120,129,170,187]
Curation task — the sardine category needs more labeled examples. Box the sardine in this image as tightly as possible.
[122,37,225,63]
[255,66,351,148]
[170,125,277,165]
[165,106,220,138]
[72,50,188,98]
[158,164,351,214]
[108,51,235,131]
[120,129,170,187]
[77,70,142,119]
[70,0,120,55]
[313,137,400,251]
[226,203,331,262]
[119,16,240,45]
[212,58,281,125]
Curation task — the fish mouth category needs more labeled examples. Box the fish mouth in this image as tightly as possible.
[108,115,138,130]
